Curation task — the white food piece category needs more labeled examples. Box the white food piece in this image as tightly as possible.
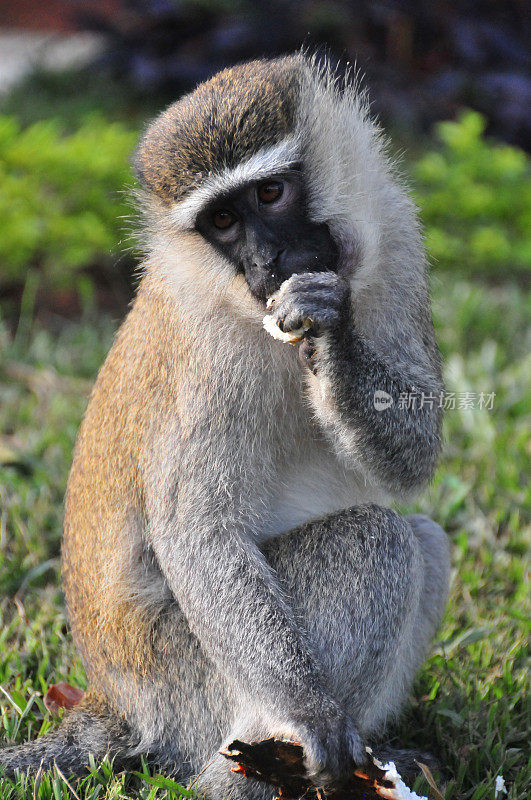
[380,761,429,800]
[265,293,278,310]
[364,750,429,800]
[262,314,311,344]
[495,775,507,798]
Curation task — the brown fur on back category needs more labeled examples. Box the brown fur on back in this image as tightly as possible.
[63,283,192,678]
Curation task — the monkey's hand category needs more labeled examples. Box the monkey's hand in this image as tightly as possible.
[263,271,351,352]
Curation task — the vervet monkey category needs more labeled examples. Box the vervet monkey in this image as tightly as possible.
[1,55,450,798]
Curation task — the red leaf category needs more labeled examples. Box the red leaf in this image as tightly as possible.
[44,682,84,715]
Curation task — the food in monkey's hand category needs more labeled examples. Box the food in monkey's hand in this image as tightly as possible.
[263,286,312,344]
[262,313,311,344]
[220,738,429,799]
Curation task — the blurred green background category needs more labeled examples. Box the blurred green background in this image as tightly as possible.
[0,2,529,799]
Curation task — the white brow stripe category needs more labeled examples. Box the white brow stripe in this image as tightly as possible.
[170,137,300,229]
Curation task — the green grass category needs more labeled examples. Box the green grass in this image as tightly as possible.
[0,274,529,798]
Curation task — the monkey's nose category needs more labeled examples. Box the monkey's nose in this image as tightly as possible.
[273,249,288,274]
[255,248,285,276]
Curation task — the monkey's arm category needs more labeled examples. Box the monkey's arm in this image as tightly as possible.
[308,328,442,493]
[265,272,442,494]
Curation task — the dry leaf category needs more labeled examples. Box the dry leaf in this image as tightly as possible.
[44,683,84,715]
[416,762,445,800]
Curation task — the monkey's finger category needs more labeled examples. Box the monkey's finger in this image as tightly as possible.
[279,312,318,337]
[299,339,318,372]
[262,314,311,344]
[278,289,345,312]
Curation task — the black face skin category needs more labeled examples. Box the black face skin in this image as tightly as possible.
[194,170,339,303]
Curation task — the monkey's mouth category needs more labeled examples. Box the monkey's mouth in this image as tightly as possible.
[243,270,284,306]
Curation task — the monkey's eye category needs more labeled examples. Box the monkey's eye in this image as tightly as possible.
[212,209,237,229]
[257,181,283,204]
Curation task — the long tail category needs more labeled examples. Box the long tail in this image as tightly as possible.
[0,690,135,779]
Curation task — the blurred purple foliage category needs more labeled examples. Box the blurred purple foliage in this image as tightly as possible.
[78,0,530,148]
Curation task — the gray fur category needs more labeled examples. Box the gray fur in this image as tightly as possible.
[0,693,134,777]
[1,54,450,797]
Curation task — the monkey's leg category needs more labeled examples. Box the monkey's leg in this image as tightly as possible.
[195,505,450,799]
[266,507,450,738]
[3,507,447,792]
[0,689,135,779]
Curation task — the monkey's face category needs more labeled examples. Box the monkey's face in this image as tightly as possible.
[194,171,339,303]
